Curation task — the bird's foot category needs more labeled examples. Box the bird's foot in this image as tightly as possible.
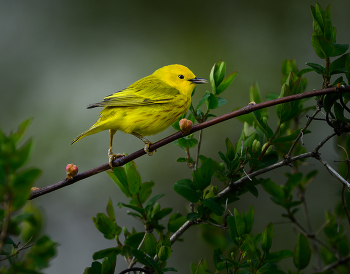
[108,148,125,169]
[144,142,156,156]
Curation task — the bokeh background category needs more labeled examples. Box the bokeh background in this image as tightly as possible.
[1,0,350,273]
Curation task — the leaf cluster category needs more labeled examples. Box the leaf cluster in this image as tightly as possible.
[0,119,57,273]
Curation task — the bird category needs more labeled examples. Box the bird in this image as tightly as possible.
[71,64,207,168]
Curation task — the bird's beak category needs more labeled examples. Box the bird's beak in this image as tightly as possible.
[189,77,208,84]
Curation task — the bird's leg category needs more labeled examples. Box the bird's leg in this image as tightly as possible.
[108,129,124,169]
[132,132,156,156]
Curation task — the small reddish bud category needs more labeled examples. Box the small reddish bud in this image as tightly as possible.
[66,163,78,180]
[179,119,193,135]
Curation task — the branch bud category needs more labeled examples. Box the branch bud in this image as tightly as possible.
[252,139,261,154]
[179,119,193,135]
[66,163,78,180]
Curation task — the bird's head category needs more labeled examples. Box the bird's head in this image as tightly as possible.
[153,64,207,96]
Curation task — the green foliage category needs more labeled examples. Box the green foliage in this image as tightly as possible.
[4,4,350,272]
[0,119,57,273]
[298,3,350,86]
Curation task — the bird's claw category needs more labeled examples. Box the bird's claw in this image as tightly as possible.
[108,148,125,169]
[144,142,156,156]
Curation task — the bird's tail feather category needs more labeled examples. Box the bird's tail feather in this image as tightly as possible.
[71,126,102,145]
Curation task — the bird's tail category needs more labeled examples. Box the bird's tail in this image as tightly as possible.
[71,126,102,145]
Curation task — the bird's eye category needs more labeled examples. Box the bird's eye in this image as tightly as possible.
[178,75,184,79]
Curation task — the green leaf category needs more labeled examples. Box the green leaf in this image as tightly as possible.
[161,267,177,273]
[174,179,200,203]
[158,246,172,261]
[296,68,315,77]
[333,43,349,57]
[284,173,302,196]
[111,169,130,196]
[198,158,214,189]
[187,212,202,220]
[225,138,235,161]
[177,136,198,149]
[217,97,228,107]
[138,181,155,204]
[272,129,311,143]
[253,109,273,138]
[195,91,211,110]
[261,179,284,201]
[311,4,324,35]
[311,31,326,59]
[261,223,274,254]
[305,62,326,75]
[125,161,141,195]
[153,207,172,220]
[293,233,311,270]
[176,157,187,162]
[206,93,219,110]
[119,203,146,214]
[12,168,42,211]
[323,93,338,113]
[101,257,111,274]
[92,213,117,239]
[201,198,224,216]
[125,232,145,248]
[27,235,58,269]
[334,102,344,119]
[214,61,226,87]
[242,234,261,259]
[209,64,216,94]
[301,170,318,187]
[12,138,34,170]
[106,198,115,222]
[218,151,230,167]
[141,233,157,257]
[168,213,187,232]
[11,118,33,144]
[258,152,279,169]
[250,82,268,117]
[244,206,255,234]
[107,169,131,198]
[93,248,120,260]
[213,248,223,268]
[132,249,157,269]
[145,194,165,210]
[227,216,239,246]
[265,250,294,262]
[234,208,245,236]
[216,71,238,95]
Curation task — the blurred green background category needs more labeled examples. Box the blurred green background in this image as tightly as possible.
[1,0,350,273]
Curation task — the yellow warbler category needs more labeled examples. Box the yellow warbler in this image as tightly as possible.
[71,64,207,167]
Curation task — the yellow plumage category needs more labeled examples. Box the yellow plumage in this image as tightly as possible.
[71,64,207,167]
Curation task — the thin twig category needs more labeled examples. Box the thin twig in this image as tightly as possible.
[321,254,350,272]
[194,259,204,274]
[291,218,340,257]
[195,130,203,170]
[314,132,337,153]
[337,145,350,225]
[316,156,350,190]
[128,232,148,269]
[0,235,34,262]
[29,86,350,200]
[286,109,321,157]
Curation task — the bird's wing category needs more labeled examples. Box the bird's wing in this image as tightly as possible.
[87,76,181,108]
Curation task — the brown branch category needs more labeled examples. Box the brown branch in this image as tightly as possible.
[29,85,350,200]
